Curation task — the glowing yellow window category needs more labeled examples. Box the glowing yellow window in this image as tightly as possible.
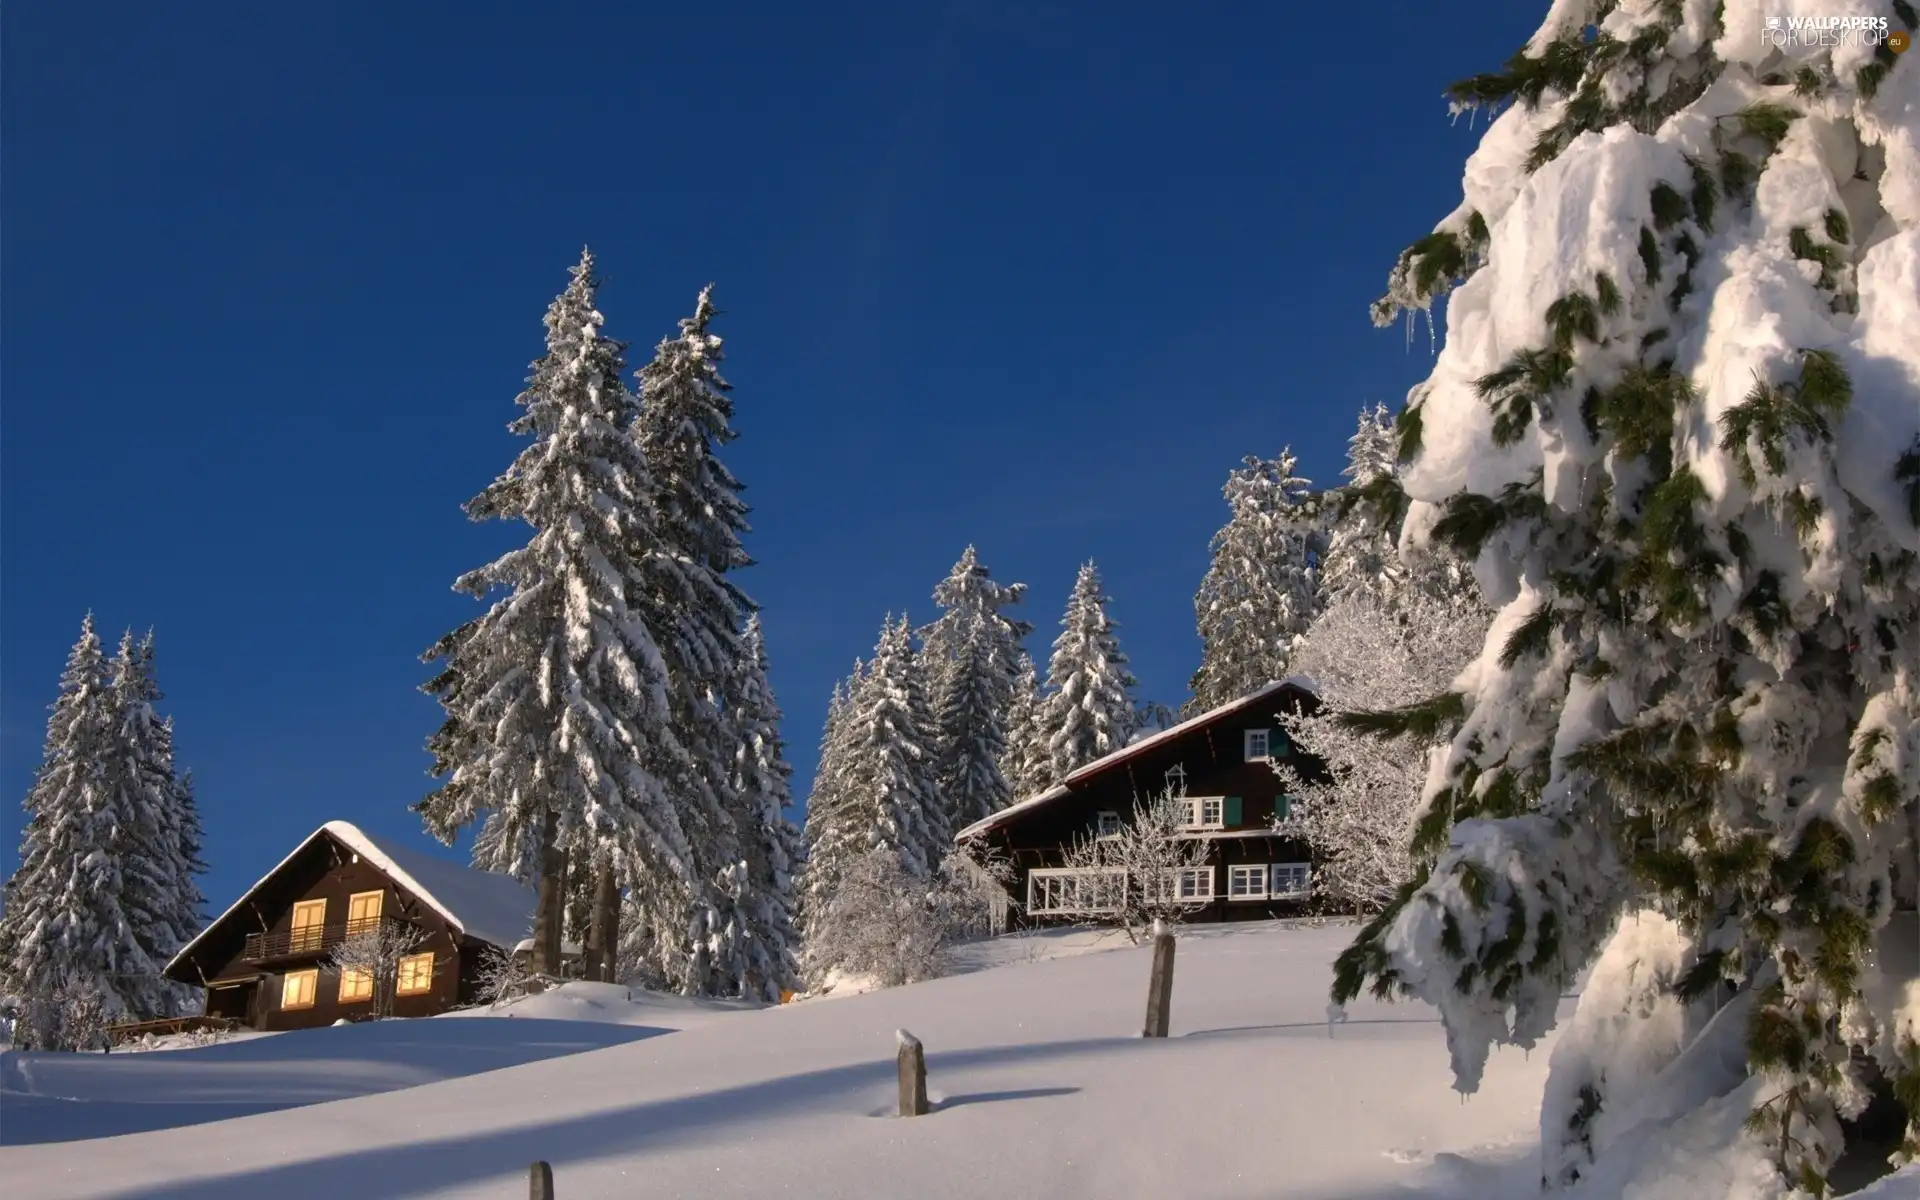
[337,967,374,1003]
[346,890,383,931]
[281,968,318,1009]
[289,900,327,952]
[396,952,434,996]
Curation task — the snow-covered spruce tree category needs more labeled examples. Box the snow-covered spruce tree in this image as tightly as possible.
[798,666,864,942]
[419,249,693,976]
[1276,587,1490,914]
[1040,562,1139,778]
[1320,404,1408,606]
[722,613,804,1001]
[1187,451,1326,714]
[920,547,1034,834]
[630,284,761,996]
[1333,3,1920,1190]
[0,616,151,1040]
[996,652,1052,799]
[842,616,945,874]
[100,631,206,1017]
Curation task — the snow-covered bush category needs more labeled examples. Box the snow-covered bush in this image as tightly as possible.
[800,847,990,989]
[1277,587,1490,913]
[327,922,429,1019]
[1336,1,1920,1191]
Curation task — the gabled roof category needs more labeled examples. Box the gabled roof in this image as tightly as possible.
[165,821,537,977]
[952,677,1316,841]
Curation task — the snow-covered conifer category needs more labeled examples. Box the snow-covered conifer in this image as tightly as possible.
[798,666,864,941]
[840,616,944,874]
[1039,563,1138,778]
[995,653,1051,801]
[100,631,205,1017]
[1318,405,1407,606]
[628,284,765,997]
[723,614,803,1001]
[1187,451,1325,713]
[1335,6,1920,1187]
[419,250,693,967]
[920,547,1033,834]
[1,617,152,1035]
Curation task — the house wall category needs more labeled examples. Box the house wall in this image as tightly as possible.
[179,835,473,1031]
[981,692,1326,928]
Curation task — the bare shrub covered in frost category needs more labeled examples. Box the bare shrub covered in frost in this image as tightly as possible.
[801,847,996,989]
[1056,787,1213,943]
[1276,587,1490,913]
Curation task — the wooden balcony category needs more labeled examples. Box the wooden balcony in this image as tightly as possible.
[241,917,405,964]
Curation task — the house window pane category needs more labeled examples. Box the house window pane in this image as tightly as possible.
[1272,864,1311,898]
[282,969,318,1009]
[1097,811,1122,838]
[1200,798,1223,826]
[1245,729,1270,760]
[290,900,327,953]
[396,952,435,996]
[1229,865,1267,898]
[338,967,374,1002]
[347,890,383,930]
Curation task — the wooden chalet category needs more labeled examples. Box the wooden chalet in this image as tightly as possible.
[163,821,538,1031]
[955,680,1327,928]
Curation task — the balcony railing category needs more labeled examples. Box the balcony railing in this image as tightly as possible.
[241,917,406,963]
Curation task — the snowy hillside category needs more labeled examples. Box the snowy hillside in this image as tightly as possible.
[3,923,1560,1199]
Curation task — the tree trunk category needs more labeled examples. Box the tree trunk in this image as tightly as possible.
[585,852,620,982]
[535,808,568,977]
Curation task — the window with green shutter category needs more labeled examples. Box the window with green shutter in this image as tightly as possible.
[1223,796,1242,826]
[1274,794,1292,821]
[1273,729,1291,758]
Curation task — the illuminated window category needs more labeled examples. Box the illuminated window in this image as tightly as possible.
[337,967,374,1003]
[282,969,318,1009]
[396,952,435,996]
[290,900,327,953]
[346,890,383,931]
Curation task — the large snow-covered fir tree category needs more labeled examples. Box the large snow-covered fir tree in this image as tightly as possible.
[1187,451,1325,714]
[842,616,944,873]
[1039,563,1138,778]
[1,616,196,1038]
[919,547,1033,834]
[722,614,803,1001]
[1334,3,1920,1190]
[626,284,765,997]
[419,250,694,969]
[100,630,205,1017]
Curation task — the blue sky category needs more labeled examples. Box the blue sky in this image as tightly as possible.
[2,0,1543,914]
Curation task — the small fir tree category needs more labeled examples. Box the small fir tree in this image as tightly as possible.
[1187,450,1325,714]
[996,652,1051,800]
[1039,563,1139,778]
[920,547,1034,834]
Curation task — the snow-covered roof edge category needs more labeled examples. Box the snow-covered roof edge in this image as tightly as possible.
[164,821,534,978]
[320,821,534,950]
[952,677,1317,842]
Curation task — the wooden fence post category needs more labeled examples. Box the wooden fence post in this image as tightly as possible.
[1143,924,1176,1038]
[529,1160,554,1199]
[896,1030,928,1116]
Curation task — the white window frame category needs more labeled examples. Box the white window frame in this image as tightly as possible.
[1027,866,1127,915]
[1180,796,1226,831]
[1095,810,1123,839]
[1244,728,1271,761]
[1170,866,1215,902]
[1227,863,1269,900]
[1271,862,1311,899]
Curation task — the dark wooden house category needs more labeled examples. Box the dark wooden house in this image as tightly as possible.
[955,680,1326,928]
[163,821,539,1031]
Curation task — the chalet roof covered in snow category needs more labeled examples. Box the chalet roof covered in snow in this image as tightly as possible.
[165,821,537,976]
[952,677,1315,841]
